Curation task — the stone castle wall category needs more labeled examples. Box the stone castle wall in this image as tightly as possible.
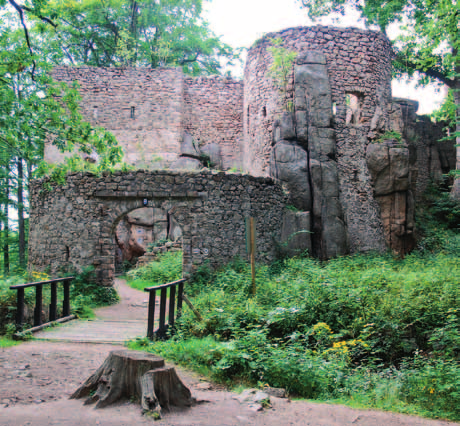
[243,26,393,257]
[49,67,244,171]
[41,25,456,267]
[49,67,184,168]
[184,76,244,170]
[28,171,287,285]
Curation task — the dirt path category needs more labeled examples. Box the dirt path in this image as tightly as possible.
[34,278,149,343]
[1,280,458,425]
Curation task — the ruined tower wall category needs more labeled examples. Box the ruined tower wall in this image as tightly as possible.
[50,67,245,171]
[49,67,184,168]
[183,76,244,170]
[243,26,393,256]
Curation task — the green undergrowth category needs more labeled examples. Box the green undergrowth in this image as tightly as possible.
[0,336,20,348]
[129,229,460,421]
[70,266,119,318]
[0,267,119,335]
[126,251,183,290]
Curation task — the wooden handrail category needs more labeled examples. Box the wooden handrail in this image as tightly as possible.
[10,277,74,289]
[145,278,186,340]
[143,278,187,292]
[9,277,74,330]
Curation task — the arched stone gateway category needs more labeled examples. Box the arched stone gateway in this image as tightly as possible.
[28,170,288,286]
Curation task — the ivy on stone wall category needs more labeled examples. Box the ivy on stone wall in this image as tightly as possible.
[267,38,298,112]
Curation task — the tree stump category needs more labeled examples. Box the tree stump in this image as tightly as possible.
[71,349,193,418]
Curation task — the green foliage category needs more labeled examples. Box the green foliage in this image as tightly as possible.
[31,0,240,75]
[431,89,458,143]
[70,266,119,317]
[131,240,460,420]
[0,335,20,347]
[267,38,297,112]
[376,130,403,144]
[126,250,182,290]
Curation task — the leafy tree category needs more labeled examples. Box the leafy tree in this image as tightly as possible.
[0,23,124,272]
[299,0,460,197]
[26,0,239,75]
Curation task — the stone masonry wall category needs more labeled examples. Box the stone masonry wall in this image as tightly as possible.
[244,26,392,256]
[184,76,244,170]
[28,171,287,286]
[390,98,456,199]
[49,67,184,169]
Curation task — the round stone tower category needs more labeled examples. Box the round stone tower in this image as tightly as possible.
[242,26,412,258]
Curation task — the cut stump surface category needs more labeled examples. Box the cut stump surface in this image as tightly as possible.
[71,349,192,417]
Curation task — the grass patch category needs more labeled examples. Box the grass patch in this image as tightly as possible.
[126,251,182,290]
[0,336,20,348]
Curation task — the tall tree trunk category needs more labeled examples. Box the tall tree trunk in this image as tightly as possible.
[17,157,26,268]
[3,162,10,274]
[451,86,460,199]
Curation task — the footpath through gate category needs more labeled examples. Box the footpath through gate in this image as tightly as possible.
[33,278,156,344]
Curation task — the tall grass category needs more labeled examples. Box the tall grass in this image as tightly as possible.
[129,231,460,421]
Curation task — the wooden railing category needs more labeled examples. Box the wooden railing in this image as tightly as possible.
[9,277,75,331]
[144,278,186,340]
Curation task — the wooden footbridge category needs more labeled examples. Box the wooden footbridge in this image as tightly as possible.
[9,278,183,344]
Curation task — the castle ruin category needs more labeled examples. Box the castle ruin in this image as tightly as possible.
[29,26,456,284]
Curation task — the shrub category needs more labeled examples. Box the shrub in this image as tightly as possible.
[127,250,182,290]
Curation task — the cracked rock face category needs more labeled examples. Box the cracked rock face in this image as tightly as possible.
[366,140,416,253]
[115,207,182,265]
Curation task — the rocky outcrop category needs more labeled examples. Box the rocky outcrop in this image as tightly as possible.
[390,98,456,199]
[171,132,224,171]
[280,210,312,256]
[366,140,416,253]
[115,207,182,266]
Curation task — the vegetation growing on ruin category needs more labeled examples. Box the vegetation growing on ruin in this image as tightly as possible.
[126,250,183,291]
[267,38,298,112]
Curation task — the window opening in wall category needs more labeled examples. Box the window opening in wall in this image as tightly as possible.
[262,106,267,117]
[345,92,363,125]
[93,106,98,119]
[247,106,250,129]
[130,106,135,119]
[332,102,337,116]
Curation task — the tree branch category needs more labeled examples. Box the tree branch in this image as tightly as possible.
[396,53,455,88]
[21,5,58,28]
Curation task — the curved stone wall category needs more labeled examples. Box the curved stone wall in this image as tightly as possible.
[28,171,287,286]
[243,26,394,257]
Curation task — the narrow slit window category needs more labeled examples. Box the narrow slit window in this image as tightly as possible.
[262,106,267,117]
[130,106,135,119]
[345,93,363,125]
[332,102,337,116]
[93,106,98,119]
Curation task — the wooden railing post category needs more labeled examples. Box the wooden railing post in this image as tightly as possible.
[158,287,167,339]
[16,287,25,329]
[169,285,177,328]
[49,282,57,322]
[147,290,156,340]
[177,281,184,318]
[34,285,43,326]
[63,279,70,317]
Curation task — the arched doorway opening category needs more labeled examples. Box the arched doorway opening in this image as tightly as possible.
[114,206,182,274]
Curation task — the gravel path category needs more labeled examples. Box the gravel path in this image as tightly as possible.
[0,280,458,425]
